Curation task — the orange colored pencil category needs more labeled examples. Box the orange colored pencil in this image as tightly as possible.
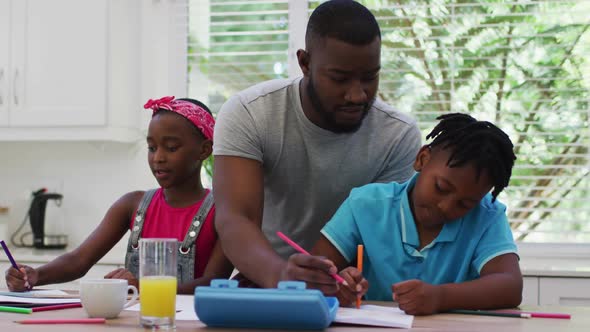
[356,244,364,309]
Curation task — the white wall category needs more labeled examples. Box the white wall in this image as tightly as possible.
[0,141,156,259]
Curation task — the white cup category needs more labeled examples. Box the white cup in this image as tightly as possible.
[80,279,138,319]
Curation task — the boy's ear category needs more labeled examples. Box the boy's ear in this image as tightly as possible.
[297,49,310,76]
[199,140,213,161]
[413,145,432,172]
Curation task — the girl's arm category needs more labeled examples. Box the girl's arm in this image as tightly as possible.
[8,192,142,289]
[176,240,234,294]
[393,253,522,315]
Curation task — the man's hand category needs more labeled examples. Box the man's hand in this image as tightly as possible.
[104,268,139,289]
[279,253,339,294]
[392,279,442,315]
[336,267,368,307]
[5,265,37,291]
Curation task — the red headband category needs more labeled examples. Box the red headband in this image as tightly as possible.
[144,96,215,140]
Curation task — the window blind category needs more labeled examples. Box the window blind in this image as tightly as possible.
[186,0,590,243]
[187,0,290,112]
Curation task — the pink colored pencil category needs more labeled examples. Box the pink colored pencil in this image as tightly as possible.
[504,311,571,319]
[16,318,106,324]
[31,303,82,312]
[276,231,346,284]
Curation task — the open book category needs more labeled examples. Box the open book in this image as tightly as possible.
[0,290,81,308]
[0,289,77,298]
[335,304,414,329]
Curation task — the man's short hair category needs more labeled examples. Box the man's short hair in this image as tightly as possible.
[306,0,381,48]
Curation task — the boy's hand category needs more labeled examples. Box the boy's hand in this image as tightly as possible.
[104,268,138,289]
[392,279,442,315]
[279,253,339,295]
[337,267,368,307]
[5,265,37,291]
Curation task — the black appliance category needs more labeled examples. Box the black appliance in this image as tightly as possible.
[29,189,67,249]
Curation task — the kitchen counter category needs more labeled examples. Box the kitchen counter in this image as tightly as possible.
[520,257,590,278]
[0,246,125,266]
[2,248,589,278]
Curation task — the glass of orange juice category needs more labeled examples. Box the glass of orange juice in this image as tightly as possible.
[139,238,177,329]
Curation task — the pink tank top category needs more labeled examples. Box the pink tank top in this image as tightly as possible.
[130,188,216,278]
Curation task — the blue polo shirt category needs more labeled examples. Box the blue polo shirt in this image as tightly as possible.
[321,173,518,301]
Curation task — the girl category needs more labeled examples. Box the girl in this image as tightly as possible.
[5,96,234,294]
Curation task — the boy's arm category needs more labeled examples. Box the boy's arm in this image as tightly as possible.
[213,156,338,291]
[311,235,348,271]
[313,236,369,306]
[437,253,523,311]
[393,253,522,315]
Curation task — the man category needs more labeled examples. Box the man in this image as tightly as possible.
[213,0,421,293]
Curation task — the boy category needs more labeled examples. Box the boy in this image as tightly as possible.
[312,113,522,315]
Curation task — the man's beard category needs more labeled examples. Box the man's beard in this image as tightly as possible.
[307,77,371,134]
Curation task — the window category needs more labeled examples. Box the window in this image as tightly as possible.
[188,0,291,112]
[187,0,590,244]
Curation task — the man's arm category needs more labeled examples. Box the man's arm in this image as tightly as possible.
[213,156,339,291]
[213,155,281,287]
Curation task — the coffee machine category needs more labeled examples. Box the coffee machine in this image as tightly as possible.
[29,189,68,249]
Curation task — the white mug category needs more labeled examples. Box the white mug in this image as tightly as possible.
[80,279,138,319]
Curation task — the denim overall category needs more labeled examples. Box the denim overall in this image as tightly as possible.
[124,189,213,284]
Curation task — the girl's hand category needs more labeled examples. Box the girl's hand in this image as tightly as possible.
[337,267,369,307]
[104,268,139,289]
[5,265,37,292]
[392,279,442,315]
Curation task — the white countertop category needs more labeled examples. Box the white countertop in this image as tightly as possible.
[520,257,590,278]
[0,247,124,266]
[2,248,589,278]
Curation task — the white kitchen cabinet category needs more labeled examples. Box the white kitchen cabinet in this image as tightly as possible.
[522,276,539,306]
[0,0,9,125]
[0,0,183,142]
[539,277,590,307]
[6,0,108,128]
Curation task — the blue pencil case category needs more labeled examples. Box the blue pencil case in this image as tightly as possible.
[194,279,339,330]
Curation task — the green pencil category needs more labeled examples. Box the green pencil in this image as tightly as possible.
[448,309,531,318]
[0,306,33,314]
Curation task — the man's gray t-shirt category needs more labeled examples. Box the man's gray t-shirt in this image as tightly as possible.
[214,78,422,258]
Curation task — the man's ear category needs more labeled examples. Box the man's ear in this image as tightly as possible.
[297,49,310,76]
[413,145,432,172]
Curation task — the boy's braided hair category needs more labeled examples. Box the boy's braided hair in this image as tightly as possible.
[426,113,516,201]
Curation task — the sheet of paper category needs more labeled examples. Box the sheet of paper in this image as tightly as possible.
[0,294,81,304]
[335,304,414,329]
[125,295,199,321]
[0,289,71,298]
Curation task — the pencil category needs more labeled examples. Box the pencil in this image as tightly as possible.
[276,231,346,284]
[356,244,363,309]
[502,310,571,319]
[31,303,83,312]
[448,309,531,318]
[0,306,33,314]
[0,240,19,269]
[15,318,106,324]
[0,240,30,289]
